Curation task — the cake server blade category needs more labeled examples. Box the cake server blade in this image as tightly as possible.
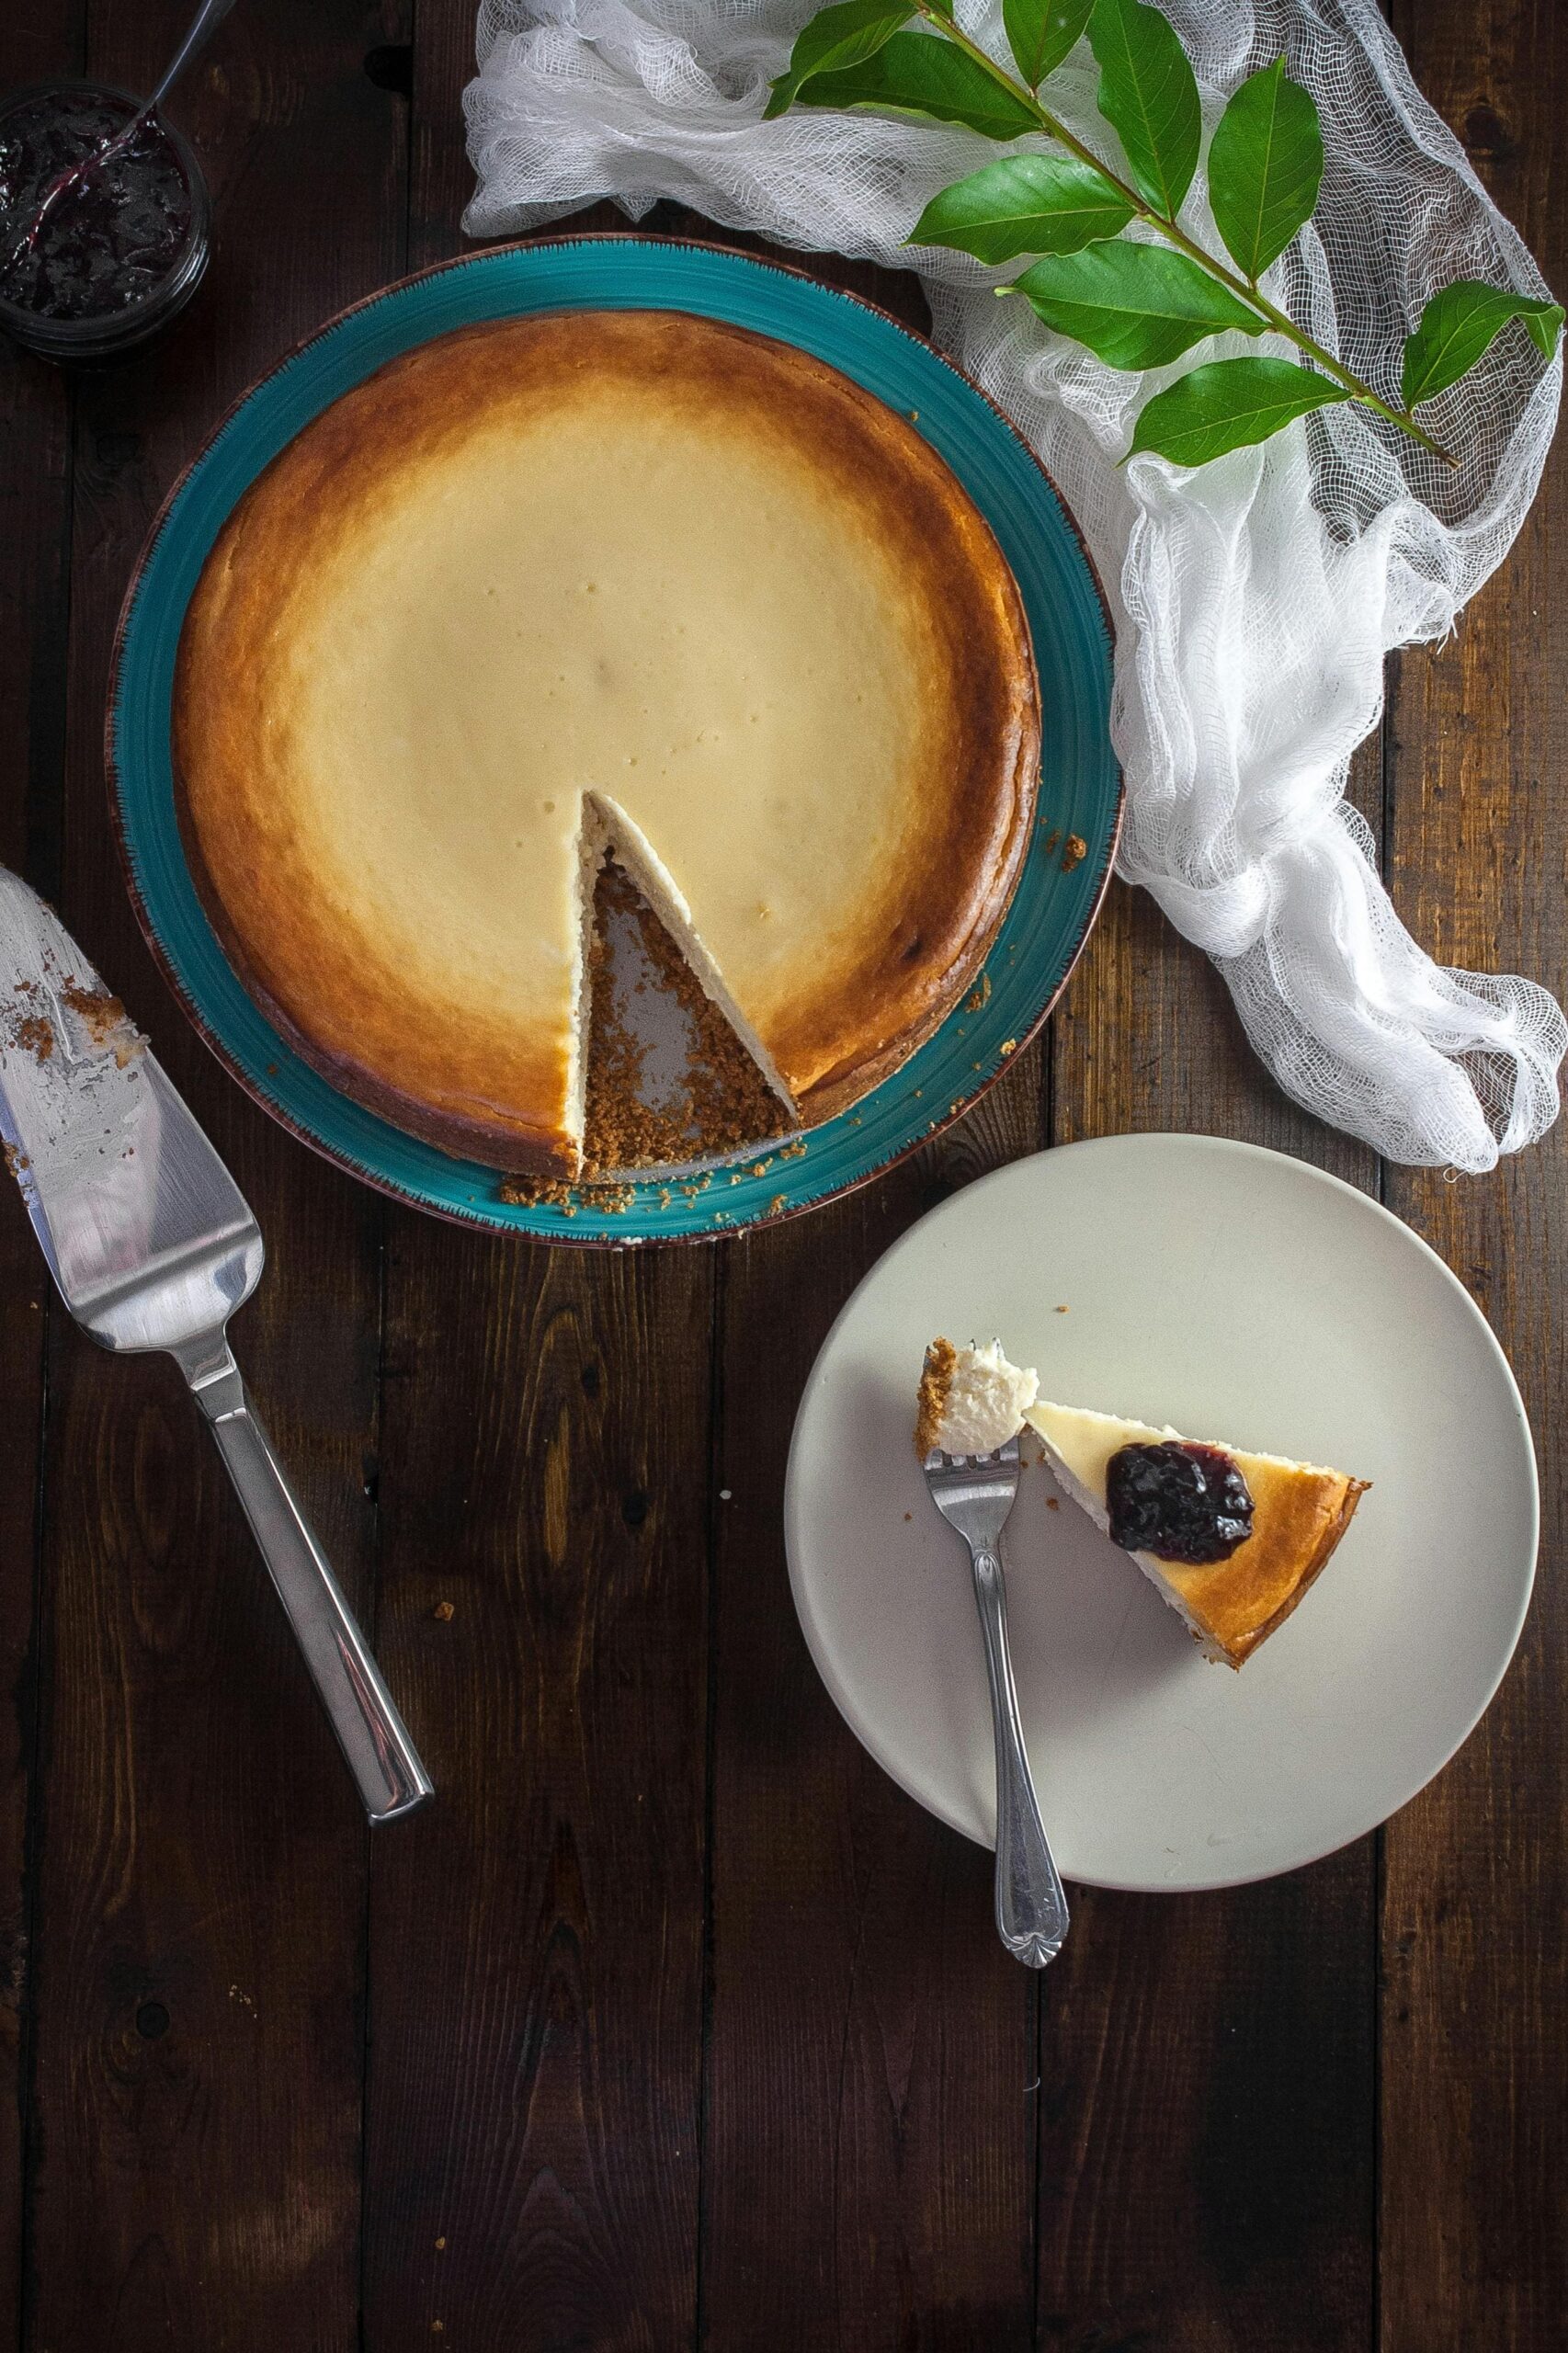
[0,867,432,1824]
[0,870,250,1334]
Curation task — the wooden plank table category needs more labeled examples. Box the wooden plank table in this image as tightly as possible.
[0,4,1561,2345]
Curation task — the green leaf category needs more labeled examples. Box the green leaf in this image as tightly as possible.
[910,153,1134,263]
[764,0,915,119]
[1208,56,1324,282]
[1524,307,1566,358]
[795,28,1040,141]
[1087,0,1201,219]
[1004,0,1095,88]
[1401,279,1566,407]
[1129,356,1349,465]
[1010,240,1261,369]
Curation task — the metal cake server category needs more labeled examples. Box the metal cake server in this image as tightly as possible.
[923,1438,1069,1966]
[0,868,431,1824]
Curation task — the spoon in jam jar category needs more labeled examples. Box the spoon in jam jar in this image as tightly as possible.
[7,0,238,268]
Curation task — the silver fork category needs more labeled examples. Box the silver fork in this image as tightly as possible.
[923,1438,1070,1966]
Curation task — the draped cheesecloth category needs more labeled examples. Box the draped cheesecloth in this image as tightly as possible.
[460,0,1564,1169]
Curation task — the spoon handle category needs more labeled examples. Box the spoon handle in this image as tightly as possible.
[149,0,243,117]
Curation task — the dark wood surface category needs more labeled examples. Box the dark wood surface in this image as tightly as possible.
[0,3,1561,2346]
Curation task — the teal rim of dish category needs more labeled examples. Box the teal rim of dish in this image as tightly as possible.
[110,236,1120,1245]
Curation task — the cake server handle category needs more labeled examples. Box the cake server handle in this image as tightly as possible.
[177,1335,434,1824]
[970,1540,1070,1967]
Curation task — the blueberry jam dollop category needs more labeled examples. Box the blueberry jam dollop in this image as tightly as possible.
[0,91,192,321]
[1106,1441,1256,1566]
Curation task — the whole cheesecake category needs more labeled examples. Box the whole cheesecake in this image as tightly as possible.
[173,309,1040,1176]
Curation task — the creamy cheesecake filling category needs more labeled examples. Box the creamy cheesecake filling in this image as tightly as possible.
[915,1337,1040,1458]
[562,795,613,1161]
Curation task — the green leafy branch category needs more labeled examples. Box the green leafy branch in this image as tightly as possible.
[765,0,1564,470]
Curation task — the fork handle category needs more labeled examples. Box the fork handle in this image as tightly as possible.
[181,1344,433,1824]
[970,1542,1070,1967]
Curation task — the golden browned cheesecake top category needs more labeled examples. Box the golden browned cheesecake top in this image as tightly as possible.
[174,309,1040,1172]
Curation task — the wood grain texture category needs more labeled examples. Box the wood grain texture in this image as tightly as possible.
[1035,801,1381,2347]
[361,1234,711,2350]
[705,1067,1047,2353]
[0,6,82,2336]
[19,6,404,2347]
[665,221,1041,2353]
[1381,8,1567,2349]
[354,114,712,2353]
[0,0,1562,2344]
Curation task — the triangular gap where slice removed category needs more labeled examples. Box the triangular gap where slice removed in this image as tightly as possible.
[570,790,800,1181]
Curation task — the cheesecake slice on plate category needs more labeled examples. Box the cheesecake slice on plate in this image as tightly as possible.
[915,1340,1369,1667]
[1024,1398,1369,1668]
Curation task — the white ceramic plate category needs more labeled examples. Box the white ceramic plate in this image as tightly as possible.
[785,1135,1538,1891]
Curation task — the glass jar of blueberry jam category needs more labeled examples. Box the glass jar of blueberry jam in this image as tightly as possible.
[0,82,210,362]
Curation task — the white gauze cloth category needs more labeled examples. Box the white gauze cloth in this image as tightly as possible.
[462,0,1565,1169]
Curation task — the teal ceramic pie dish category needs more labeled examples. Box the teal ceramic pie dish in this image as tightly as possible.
[109,235,1120,1245]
